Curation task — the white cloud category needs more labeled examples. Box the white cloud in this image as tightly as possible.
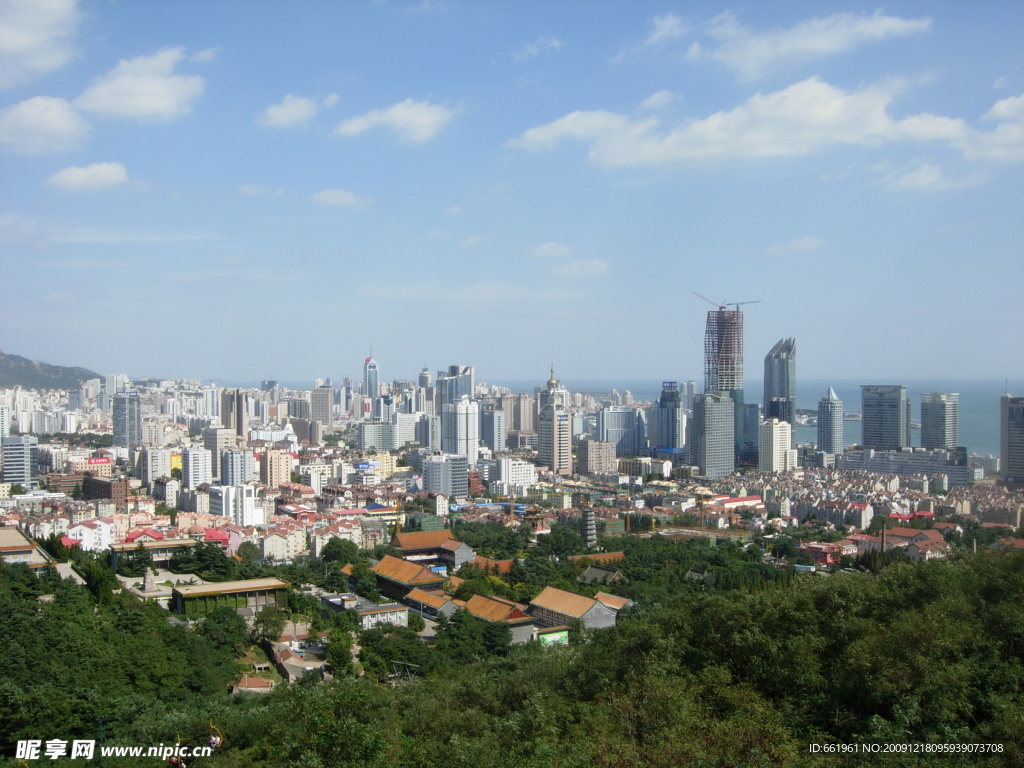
[882,162,987,192]
[190,47,218,63]
[513,35,566,63]
[0,96,90,153]
[239,184,284,197]
[548,258,609,277]
[259,94,318,127]
[46,161,128,191]
[75,47,204,120]
[310,188,371,208]
[445,205,463,215]
[534,241,572,257]
[335,98,457,143]
[767,237,824,254]
[510,77,970,167]
[461,235,486,247]
[45,289,74,304]
[0,0,79,88]
[323,93,339,108]
[646,13,688,45]
[639,90,676,110]
[697,11,931,81]
[962,93,1024,162]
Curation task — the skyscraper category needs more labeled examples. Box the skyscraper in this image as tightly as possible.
[758,418,797,472]
[441,395,480,465]
[763,338,796,426]
[704,309,743,394]
[112,391,141,447]
[704,307,745,459]
[221,449,256,486]
[363,357,379,398]
[687,392,734,479]
[181,446,213,491]
[310,385,334,429]
[480,404,506,453]
[220,388,248,440]
[921,393,959,450]
[1000,393,1024,484]
[437,365,475,406]
[1,435,39,489]
[649,382,686,451]
[537,370,571,475]
[861,385,910,450]
[597,406,647,457]
[817,387,844,455]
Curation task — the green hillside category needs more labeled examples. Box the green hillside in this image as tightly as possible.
[0,349,101,390]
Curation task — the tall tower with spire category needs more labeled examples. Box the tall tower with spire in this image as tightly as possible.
[538,367,572,475]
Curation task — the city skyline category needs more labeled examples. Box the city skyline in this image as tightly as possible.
[1,1,1022,382]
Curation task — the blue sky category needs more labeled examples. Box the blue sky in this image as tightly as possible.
[1,0,1022,387]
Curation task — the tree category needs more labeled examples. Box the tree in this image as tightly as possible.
[237,541,261,562]
[320,537,359,564]
[199,606,249,654]
[9,484,25,496]
[408,613,426,633]
[325,629,353,675]
[251,606,287,643]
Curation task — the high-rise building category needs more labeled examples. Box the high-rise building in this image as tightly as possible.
[437,365,475,406]
[513,394,535,432]
[704,308,745,458]
[921,393,959,450]
[181,447,213,491]
[221,449,256,486]
[140,447,173,485]
[1000,393,1024,484]
[112,391,141,447]
[763,338,796,427]
[704,309,744,394]
[537,370,572,475]
[203,427,235,480]
[422,452,468,499]
[310,385,334,429]
[1,435,39,489]
[687,392,734,479]
[649,382,686,450]
[209,484,259,526]
[597,406,647,457]
[260,449,292,489]
[577,438,616,476]
[418,367,431,388]
[363,357,379,398]
[480,404,507,453]
[0,405,10,437]
[817,387,844,454]
[441,395,479,465]
[220,388,248,440]
[759,418,797,472]
[679,381,699,411]
[861,385,910,450]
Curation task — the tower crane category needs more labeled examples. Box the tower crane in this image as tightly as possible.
[693,293,762,312]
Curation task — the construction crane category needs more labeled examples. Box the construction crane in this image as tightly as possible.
[693,292,762,312]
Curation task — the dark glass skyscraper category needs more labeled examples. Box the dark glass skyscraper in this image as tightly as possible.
[763,337,796,425]
[861,385,910,450]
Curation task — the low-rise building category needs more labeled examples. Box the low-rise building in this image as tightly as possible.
[172,577,290,617]
[529,586,618,630]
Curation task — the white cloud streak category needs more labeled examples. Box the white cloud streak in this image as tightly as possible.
[767,237,824,254]
[0,96,90,153]
[513,35,566,63]
[46,161,128,191]
[335,98,457,143]
[533,241,572,257]
[697,11,931,81]
[882,162,987,192]
[0,0,79,88]
[259,94,318,127]
[509,77,1007,167]
[310,188,372,208]
[75,47,204,120]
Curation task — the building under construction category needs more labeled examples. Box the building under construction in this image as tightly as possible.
[704,309,744,393]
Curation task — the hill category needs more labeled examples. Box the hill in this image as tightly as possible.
[0,349,101,390]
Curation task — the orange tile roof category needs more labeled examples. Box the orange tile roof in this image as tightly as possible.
[594,592,630,611]
[393,529,458,550]
[405,587,452,610]
[529,586,598,619]
[371,555,444,586]
[470,556,515,574]
[463,594,531,623]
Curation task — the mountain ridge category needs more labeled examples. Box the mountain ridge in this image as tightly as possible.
[0,349,102,390]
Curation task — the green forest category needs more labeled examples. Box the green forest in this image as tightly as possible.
[1,539,1022,767]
